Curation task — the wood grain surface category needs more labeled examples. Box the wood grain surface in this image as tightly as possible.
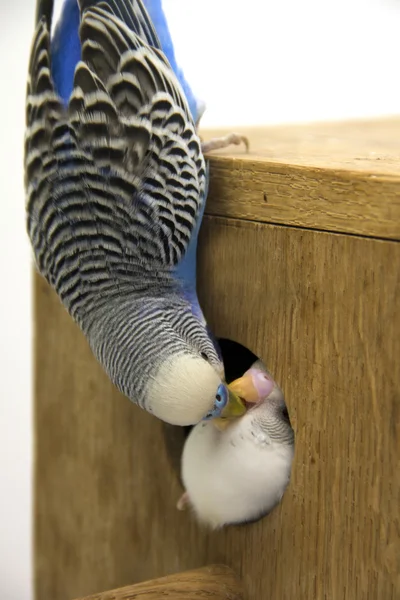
[201,118,400,240]
[72,565,243,600]
[34,216,400,600]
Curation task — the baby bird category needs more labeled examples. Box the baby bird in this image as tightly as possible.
[177,360,295,529]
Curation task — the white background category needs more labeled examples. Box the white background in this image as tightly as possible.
[0,0,399,598]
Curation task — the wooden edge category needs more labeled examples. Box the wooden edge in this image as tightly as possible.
[204,155,400,241]
[200,119,400,178]
[72,565,244,600]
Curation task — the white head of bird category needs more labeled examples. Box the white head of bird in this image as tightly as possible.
[85,297,247,426]
[177,359,295,528]
[144,350,246,425]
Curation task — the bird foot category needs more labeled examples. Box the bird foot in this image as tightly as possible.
[176,491,190,511]
[201,133,250,154]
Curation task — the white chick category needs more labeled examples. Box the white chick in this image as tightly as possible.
[177,360,294,529]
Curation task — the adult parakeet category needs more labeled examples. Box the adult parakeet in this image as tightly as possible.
[25,0,246,425]
[178,360,295,528]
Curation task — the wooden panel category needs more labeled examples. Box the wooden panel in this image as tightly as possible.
[34,217,400,600]
[201,118,400,240]
[72,565,243,600]
[201,118,400,175]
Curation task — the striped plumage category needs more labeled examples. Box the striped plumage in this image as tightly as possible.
[141,0,205,126]
[24,0,228,426]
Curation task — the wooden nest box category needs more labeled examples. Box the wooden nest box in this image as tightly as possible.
[34,119,400,600]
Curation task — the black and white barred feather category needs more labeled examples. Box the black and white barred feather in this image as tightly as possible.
[24,0,225,426]
[25,0,207,323]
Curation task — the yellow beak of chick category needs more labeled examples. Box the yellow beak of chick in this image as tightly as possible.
[213,372,263,431]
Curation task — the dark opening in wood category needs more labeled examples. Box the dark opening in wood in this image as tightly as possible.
[162,338,263,482]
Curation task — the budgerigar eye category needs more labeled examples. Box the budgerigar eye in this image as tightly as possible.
[200,352,209,361]
[202,384,228,421]
[215,384,228,408]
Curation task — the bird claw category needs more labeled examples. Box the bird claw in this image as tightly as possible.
[177,491,190,511]
[201,133,250,154]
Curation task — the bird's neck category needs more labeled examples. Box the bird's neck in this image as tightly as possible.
[77,288,204,408]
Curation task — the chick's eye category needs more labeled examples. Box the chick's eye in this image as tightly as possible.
[282,406,291,424]
[200,352,209,361]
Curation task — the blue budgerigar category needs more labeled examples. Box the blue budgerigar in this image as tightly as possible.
[25,0,247,425]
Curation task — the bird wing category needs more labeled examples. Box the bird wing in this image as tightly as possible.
[25,0,207,319]
[141,0,205,126]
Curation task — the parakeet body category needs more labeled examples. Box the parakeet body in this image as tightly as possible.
[178,360,295,528]
[25,0,242,425]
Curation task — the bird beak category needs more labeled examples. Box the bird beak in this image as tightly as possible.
[212,387,246,431]
[212,368,276,432]
[228,368,275,404]
[222,388,247,418]
[228,374,262,404]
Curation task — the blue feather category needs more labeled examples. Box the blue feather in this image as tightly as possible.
[49,0,207,312]
[142,0,201,124]
[175,165,210,332]
[175,164,209,292]
[51,0,81,105]
[50,0,203,123]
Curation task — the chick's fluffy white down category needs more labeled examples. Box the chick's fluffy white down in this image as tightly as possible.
[181,415,294,528]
